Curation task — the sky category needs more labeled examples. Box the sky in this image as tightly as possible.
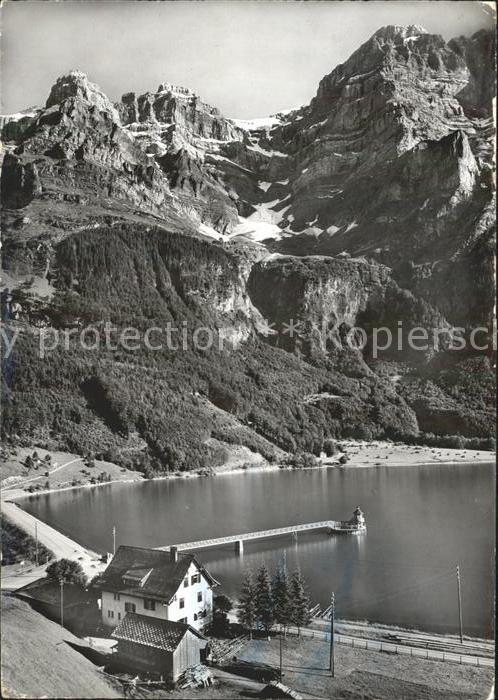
[0,1,495,118]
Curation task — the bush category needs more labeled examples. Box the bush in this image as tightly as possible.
[323,439,338,457]
[285,452,320,469]
[46,558,86,585]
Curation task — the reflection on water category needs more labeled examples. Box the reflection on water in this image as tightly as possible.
[23,462,495,637]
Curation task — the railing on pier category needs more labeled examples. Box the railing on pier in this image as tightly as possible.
[156,518,365,555]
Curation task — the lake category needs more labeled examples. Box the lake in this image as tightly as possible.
[22,462,495,638]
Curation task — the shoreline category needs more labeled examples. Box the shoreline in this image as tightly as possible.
[3,456,495,504]
[2,438,495,503]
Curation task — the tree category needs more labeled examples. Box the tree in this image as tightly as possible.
[212,595,233,636]
[24,455,34,470]
[214,594,233,614]
[272,560,292,635]
[323,439,338,457]
[237,570,257,638]
[255,565,274,635]
[46,558,86,586]
[289,570,312,635]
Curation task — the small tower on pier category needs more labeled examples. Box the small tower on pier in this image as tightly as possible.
[351,506,365,530]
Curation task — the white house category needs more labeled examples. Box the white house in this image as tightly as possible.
[94,545,218,631]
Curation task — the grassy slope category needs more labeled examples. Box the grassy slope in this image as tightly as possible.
[1,446,143,493]
[238,637,493,700]
[1,595,122,698]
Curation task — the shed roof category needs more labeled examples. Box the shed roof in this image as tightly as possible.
[111,613,205,652]
[93,545,218,602]
[15,578,93,607]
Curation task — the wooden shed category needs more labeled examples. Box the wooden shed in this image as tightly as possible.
[111,612,207,681]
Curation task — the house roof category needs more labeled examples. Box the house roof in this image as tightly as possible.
[15,578,94,607]
[111,613,205,652]
[93,545,218,602]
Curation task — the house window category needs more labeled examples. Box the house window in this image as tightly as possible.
[194,613,198,621]
[179,598,185,609]
[118,612,121,620]
[197,592,203,603]
[124,602,136,613]
[183,577,189,587]
[108,610,114,618]
[144,599,156,611]
[191,573,201,585]
[113,593,120,601]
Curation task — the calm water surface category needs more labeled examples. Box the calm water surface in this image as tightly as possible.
[23,463,495,637]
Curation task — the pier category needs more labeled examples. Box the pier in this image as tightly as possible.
[158,508,366,560]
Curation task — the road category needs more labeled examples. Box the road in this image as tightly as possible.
[1,499,105,585]
[0,562,50,591]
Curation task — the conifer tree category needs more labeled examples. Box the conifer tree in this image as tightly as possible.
[255,564,274,635]
[237,570,256,638]
[272,558,292,635]
[289,569,312,635]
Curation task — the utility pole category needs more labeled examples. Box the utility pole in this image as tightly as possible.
[456,565,463,643]
[34,522,39,567]
[60,579,64,628]
[279,632,283,682]
[329,592,335,676]
[112,525,116,556]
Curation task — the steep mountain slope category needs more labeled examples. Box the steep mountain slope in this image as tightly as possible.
[1,25,495,470]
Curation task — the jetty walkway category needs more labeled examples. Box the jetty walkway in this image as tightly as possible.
[157,512,366,559]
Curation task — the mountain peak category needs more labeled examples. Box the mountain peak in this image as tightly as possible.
[372,24,429,41]
[156,82,195,98]
[45,71,118,118]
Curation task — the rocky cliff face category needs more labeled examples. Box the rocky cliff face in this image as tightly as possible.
[449,29,496,118]
[256,26,495,327]
[2,25,494,323]
[1,25,495,461]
